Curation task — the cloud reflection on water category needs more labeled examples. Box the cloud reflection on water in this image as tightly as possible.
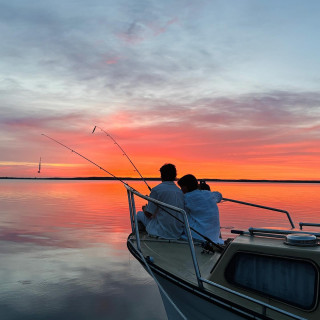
[0,241,165,320]
[0,180,165,319]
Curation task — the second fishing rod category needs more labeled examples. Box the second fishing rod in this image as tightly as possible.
[92,126,151,191]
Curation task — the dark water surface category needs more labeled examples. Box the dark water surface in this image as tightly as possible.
[1,180,319,319]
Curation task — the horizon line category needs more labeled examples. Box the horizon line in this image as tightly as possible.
[1,176,320,183]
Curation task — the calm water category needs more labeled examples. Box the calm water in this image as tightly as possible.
[1,180,319,320]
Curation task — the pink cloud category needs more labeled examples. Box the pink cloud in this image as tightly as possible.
[105,56,121,65]
[117,33,144,44]
[151,17,179,36]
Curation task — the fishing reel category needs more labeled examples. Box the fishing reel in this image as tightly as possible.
[201,241,215,254]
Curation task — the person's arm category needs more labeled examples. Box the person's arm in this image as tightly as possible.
[212,191,222,203]
[142,205,153,218]
[143,189,158,218]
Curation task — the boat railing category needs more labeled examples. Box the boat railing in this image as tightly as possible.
[222,197,295,228]
[200,278,306,320]
[232,227,320,238]
[126,184,204,288]
[126,185,306,320]
[299,222,320,230]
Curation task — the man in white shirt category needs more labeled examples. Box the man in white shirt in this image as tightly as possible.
[178,174,224,244]
[137,164,184,239]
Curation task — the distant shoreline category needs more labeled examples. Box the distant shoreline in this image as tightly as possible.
[1,177,320,183]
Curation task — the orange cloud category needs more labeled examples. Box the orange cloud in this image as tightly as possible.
[2,91,320,181]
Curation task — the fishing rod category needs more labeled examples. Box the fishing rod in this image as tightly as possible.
[92,126,152,191]
[41,133,132,189]
[41,133,224,251]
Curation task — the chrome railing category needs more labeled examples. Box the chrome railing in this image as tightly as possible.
[126,185,203,288]
[222,197,295,228]
[299,222,320,230]
[126,185,306,320]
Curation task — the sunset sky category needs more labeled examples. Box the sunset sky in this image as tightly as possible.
[1,0,320,180]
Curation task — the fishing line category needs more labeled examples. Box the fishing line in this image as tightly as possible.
[41,133,224,251]
[92,126,152,191]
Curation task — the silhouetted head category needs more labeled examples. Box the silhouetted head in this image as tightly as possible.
[178,174,198,194]
[199,180,211,191]
[160,163,177,181]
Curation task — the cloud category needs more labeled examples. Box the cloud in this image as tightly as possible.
[1,1,320,179]
[0,108,95,143]
[94,89,320,168]
[117,17,179,44]
[117,21,146,44]
[0,1,221,105]
[105,90,320,130]
[151,17,179,36]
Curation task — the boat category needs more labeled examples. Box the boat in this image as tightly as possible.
[126,184,320,320]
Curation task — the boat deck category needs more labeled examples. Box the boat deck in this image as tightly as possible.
[129,232,222,286]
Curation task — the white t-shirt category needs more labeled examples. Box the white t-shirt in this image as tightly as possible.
[145,181,185,239]
[184,189,223,244]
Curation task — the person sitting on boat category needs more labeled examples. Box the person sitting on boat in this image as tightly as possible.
[137,163,185,239]
[178,174,224,244]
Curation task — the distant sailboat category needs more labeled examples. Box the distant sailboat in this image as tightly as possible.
[38,157,41,174]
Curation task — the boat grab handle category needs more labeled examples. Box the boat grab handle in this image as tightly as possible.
[222,197,295,228]
[299,222,320,230]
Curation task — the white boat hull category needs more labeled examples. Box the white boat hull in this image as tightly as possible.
[155,272,249,320]
[128,241,259,320]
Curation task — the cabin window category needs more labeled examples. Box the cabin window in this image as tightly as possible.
[225,252,317,309]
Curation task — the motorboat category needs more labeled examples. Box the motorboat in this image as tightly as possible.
[126,184,320,320]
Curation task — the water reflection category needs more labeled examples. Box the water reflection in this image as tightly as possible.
[1,180,320,319]
[0,241,165,319]
[0,180,166,320]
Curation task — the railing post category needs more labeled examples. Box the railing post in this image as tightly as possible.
[127,189,135,233]
[299,222,320,230]
[127,189,142,252]
[181,211,204,289]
